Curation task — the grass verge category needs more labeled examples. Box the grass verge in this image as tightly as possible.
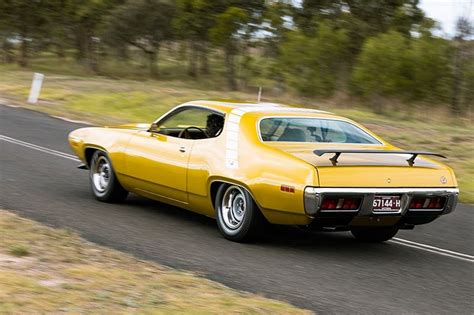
[0,65,472,203]
[0,210,310,314]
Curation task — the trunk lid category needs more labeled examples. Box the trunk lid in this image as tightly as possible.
[267,143,455,187]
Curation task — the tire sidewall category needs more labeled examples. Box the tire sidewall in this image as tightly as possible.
[89,151,117,201]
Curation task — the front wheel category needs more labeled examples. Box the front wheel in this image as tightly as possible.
[89,150,128,202]
[215,184,264,242]
[351,227,399,243]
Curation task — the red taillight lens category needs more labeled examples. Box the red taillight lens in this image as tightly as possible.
[410,196,446,209]
[321,197,361,210]
[321,197,337,210]
[411,197,424,209]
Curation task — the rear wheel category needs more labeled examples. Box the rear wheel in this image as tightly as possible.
[89,150,128,202]
[215,184,264,242]
[351,227,398,243]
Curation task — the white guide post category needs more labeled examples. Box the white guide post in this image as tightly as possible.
[257,86,262,103]
[27,73,44,104]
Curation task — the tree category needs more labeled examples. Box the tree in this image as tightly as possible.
[1,0,50,67]
[68,0,121,73]
[451,17,473,116]
[351,31,413,111]
[279,21,349,96]
[410,34,451,101]
[105,0,175,77]
[259,1,293,91]
[210,7,249,90]
[0,1,13,63]
[294,0,424,62]
[207,0,265,90]
[174,0,219,76]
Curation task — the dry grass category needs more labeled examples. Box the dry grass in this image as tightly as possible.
[0,210,310,314]
[0,66,472,203]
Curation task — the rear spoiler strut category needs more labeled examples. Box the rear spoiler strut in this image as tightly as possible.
[313,149,446,166]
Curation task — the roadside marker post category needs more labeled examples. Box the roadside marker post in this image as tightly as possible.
[257,86,262,103]
[28,73,44,104]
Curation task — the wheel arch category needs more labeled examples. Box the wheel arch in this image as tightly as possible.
[209,178,263,213]
[84,145,108,167]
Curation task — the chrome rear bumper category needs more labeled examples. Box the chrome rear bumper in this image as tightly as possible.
[304,187,459,217]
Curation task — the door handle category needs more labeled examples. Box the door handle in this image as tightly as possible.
[179,146,186,153]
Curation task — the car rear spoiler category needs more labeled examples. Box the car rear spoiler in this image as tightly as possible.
[313,149,446,165]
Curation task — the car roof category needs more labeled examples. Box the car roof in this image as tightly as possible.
[184,100,338,118]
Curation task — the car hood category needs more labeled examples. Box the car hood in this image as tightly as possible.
[267,143,457,187]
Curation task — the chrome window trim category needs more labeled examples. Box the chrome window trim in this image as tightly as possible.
[151,104,226,140]
[153,104,226,125]
[256,116,383,145]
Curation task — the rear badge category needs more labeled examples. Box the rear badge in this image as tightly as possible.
[440,176,447,184]
[387,178,391,183]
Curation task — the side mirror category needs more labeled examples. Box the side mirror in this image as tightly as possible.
[149,122,160,133]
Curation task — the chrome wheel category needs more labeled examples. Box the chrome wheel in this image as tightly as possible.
[92,156,111,193]
[221,185,247,230]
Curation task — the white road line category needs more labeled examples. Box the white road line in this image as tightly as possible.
[1,134,472,263]
[51,115,92,125]
[0,134,80,162]
[391,238,474,262]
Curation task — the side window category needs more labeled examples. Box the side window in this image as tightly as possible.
[157,107,225,139]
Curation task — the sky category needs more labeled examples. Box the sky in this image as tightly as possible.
[419,0,473,37]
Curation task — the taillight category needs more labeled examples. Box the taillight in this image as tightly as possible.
[409,196,446,209]
[320,197,361,211]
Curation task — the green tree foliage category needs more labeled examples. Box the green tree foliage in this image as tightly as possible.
[62,0,119,72]
[450,17,473,115]
[352,30,459,111]
[0,0,470,115]
[1,0,50,66]
[208,0,265,90]
[174,0,217,76]
[210,7,250,90]
[295,0,424,60]
[410,35,451,101]
[105,0,175,77]
[352,31,412,108]
[279,21,349,96]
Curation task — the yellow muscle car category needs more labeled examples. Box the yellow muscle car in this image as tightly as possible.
[68,100,459,242]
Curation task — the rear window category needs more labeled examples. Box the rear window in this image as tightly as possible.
[259,117,380,144]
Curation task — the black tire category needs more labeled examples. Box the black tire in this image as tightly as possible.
[215,184,264,242]
[89,150,128,202]
[351,227,399,243]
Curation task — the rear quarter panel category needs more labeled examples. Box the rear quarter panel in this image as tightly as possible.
[211,111,318,224]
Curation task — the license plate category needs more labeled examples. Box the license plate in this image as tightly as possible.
[373,196,401,212]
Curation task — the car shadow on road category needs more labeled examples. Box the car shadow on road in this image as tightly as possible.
[122,194,397,255]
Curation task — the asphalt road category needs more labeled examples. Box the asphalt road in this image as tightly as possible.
[1,104,473,314]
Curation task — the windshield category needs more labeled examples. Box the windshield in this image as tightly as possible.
[259,118,381,144]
